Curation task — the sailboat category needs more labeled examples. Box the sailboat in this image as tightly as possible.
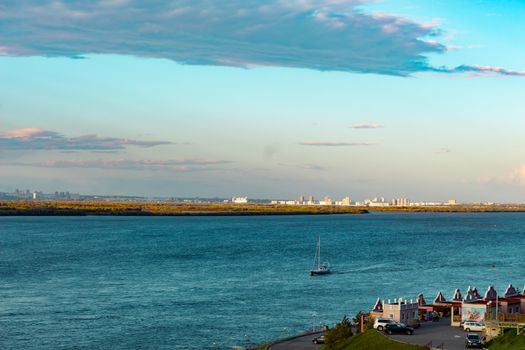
[310,235,331,276]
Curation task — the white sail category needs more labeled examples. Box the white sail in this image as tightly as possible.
[310,235,330,275]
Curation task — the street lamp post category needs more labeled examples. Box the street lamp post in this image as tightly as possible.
[493,263,499,322]
[496,288,499,322]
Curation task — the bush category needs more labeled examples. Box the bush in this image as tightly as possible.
[352,311,373,333]
[324,315,353,349]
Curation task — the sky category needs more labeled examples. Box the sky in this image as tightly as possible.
[0,0,524,202]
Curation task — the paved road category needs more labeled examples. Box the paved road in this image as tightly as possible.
[268,320,486,350]
[387,318,484,350]
[268,332,324,350]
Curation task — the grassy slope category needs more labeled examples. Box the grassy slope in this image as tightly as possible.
[487,330,525,350]
[322,330,427,350]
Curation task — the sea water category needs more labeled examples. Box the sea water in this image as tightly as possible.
[1,213,524,349]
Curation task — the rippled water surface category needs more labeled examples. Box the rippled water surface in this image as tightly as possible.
[1,213,524,349]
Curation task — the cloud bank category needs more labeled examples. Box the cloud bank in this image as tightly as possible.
[0,128,172,151]
[349,123,383,129]
[484,165,525,185]
[436,65,525,77]
[8,159,231,172]
[0,0,452,76]
[435,148,452,154]
[508,165,525,184]
[1,1,522,76]
[279,163,327,171]
[299,141,375,147]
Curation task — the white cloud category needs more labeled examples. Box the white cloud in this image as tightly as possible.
[504,165,525,185]
[481,165,525,185]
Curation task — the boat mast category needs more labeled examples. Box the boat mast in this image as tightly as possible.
[317,235,321,269]
[312,236,320,270]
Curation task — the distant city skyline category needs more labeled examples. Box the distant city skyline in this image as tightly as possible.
[1,1,524,202]
[0,188,492,206]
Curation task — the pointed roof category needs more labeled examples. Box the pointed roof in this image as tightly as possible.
[417,293,426,306]
[452,288,462,301]
[484,286,497,301]
[373,298,383,312]
[464,286,480,302]
[434,291,446,304]
[504,284,519,298]
[473,287,481,299]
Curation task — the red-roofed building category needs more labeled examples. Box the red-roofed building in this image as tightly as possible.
[372,283,525,328]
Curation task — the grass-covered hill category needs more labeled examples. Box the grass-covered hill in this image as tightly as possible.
[322,329,427,350]
[487,330,525,350]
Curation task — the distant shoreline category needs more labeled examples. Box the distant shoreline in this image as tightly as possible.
[2,201,525,216]
[0,201,368,216]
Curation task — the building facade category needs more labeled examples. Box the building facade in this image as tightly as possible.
[370,298,420,327]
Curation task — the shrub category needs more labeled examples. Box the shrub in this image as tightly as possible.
[324,315,353,349]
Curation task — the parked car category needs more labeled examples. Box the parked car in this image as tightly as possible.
[373,317,396,331]
[384,323,414,335]
[463,321,485,332]
[312,335,325,344]
[465,333,483,348]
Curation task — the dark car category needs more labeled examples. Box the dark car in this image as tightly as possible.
[465,333,483,348]
[384,323,414,335]
[312,335,325,344]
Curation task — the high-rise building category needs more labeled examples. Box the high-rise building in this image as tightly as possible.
[392,198,410,206]
[342,197,351,206]
[307,195,314,204]
[321,197,333,205]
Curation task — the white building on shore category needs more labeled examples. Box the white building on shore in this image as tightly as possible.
[232,197,248,204]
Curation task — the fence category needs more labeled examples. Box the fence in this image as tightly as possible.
[485,313,525,323]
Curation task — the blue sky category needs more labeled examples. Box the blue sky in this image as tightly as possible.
[1,0,524,201]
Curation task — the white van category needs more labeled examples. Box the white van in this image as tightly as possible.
[373,318,396,331]
[463,321,485,332]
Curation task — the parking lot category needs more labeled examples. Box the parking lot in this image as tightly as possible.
[267,319,486,350]
[386,318,485,350]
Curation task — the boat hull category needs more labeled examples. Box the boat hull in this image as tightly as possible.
[310,270,331,276]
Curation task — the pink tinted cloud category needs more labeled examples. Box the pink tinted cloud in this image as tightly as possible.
[442,65,525,77]
[0,128,172,150]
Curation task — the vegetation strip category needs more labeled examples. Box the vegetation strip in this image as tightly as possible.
[0,201,368,216]
[4,201,525,216]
